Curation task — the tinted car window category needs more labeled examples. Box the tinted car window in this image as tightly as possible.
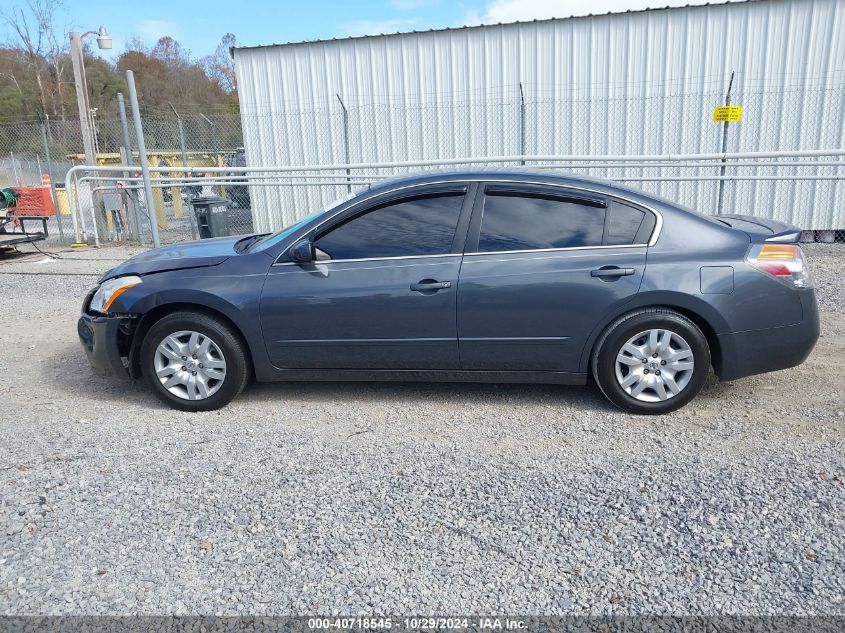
[478,192,606,252]
[606,201,648,245]
[315,192,464,260]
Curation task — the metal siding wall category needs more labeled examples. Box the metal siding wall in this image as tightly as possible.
[234,0,845,231]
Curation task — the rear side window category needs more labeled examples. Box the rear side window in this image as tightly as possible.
[478,192,606,252]
[315,192,464,260]
[606,201,655,245]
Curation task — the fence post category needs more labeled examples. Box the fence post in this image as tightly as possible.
[716,71,735,215]
[201,113,220,158]
[170,105,189,168]
[169,104,188,220]
[519,82,526,165]
[40,122,64,242]
[10,152,19,185]
[200,113,223,196]
[337,94,351,192]
[117,92,144,242]
[126,70,160,248]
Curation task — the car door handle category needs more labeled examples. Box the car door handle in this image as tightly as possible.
[410,280,452,292]
[591,266,635,278]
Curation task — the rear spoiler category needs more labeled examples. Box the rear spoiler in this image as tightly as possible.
[715,214,802,244]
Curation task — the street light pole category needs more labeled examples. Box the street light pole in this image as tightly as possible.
[69,32,95,166]
[69,27,112,167]
[68,26,112,243]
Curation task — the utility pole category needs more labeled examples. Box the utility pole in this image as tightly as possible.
[69,28,111,165]
[69,27,112,245]
[69,32,95,166]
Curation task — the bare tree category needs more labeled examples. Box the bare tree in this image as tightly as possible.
[200,33,237,94]
[41,2,70,120]
[0,71,24,96]
[124,36,148,54]
[151,35,191,69]
[3,1,49,117]
[1,0,72,120]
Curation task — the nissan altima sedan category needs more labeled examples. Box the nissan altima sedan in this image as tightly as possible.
[78,171,819,414]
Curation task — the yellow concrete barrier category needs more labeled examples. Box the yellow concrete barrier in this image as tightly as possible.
[55,187,71,216]
[172,186,184,218]
[151,182,167,229]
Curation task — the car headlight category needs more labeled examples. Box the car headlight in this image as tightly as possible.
[89,276,142,313]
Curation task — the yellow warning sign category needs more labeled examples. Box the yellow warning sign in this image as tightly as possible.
[713,105,743,122]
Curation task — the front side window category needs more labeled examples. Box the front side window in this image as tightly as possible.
[315,192,464,260]
[478,192,606,252]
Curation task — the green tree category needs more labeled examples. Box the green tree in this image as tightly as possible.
[1,0,239,128]
[116,36,230,114]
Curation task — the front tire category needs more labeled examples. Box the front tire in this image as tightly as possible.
[140,311,251,412]
[591,308,710,414]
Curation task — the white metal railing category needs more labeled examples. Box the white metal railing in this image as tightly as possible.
[63,148,845,246]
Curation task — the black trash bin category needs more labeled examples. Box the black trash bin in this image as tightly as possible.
[191,196,231,239]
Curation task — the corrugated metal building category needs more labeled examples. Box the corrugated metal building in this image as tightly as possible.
[233,0,845,233]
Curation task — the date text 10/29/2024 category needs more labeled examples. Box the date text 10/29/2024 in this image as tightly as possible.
[307,618,527,630]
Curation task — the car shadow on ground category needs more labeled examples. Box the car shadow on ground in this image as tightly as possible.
[45,340,623,412]
[239,378,615,410]
[45,339,737,414]
[41,341,156,406]
[241,372,735,412]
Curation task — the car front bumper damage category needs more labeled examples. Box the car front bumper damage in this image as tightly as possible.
[77,313,137,378]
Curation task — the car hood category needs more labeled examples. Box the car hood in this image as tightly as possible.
[99,235,246,281]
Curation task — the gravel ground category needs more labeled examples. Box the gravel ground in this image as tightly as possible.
[0,243,843,616]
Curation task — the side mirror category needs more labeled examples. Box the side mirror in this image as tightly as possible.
[290,238,314,263]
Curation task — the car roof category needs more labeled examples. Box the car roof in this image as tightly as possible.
[366,169,660,204]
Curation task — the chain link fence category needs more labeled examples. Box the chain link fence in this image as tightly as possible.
[1,74,844,247]
[238,76,845,242]
[0,112,245,244]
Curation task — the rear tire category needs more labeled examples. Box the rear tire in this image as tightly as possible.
[140,311,251,412]
[591,308,710,415]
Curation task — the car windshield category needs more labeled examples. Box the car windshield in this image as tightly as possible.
[246,193,356,252]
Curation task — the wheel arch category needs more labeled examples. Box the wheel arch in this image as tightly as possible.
[128,301,255,380]
[580,294,726,378]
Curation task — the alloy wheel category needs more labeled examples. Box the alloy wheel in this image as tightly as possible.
[614,328,695,402]
[154,330,227,401]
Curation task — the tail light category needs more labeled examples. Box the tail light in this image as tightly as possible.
[746,243,813,288]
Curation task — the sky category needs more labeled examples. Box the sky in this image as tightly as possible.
[3,0,719,60]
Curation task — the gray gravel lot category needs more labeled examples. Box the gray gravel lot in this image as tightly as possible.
[0,244,843,615]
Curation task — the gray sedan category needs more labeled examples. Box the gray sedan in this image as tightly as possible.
[78,171,819,414]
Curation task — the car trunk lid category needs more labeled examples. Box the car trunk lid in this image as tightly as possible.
[714,214,802,244]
